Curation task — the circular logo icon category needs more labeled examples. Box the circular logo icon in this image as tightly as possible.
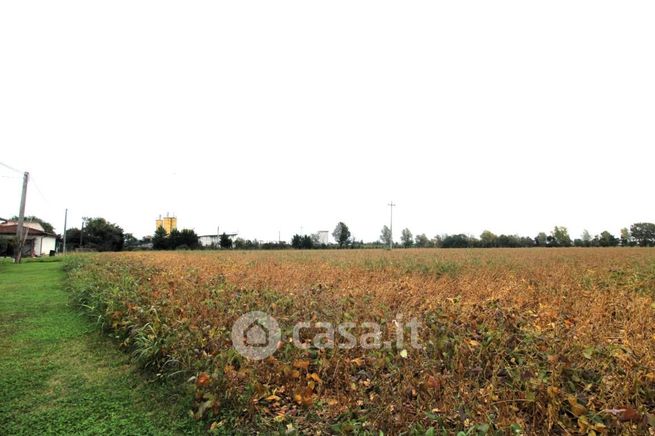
[231,311,281,360]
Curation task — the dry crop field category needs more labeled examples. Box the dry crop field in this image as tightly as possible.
[65,248,655,435]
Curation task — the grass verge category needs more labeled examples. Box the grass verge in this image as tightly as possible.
[0,260,204,435]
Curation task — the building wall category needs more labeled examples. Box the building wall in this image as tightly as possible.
[317,231,329,245]
[33,236,42,256]
[30,236,56,256]
[199,235,219,247]
[40,236,56,255]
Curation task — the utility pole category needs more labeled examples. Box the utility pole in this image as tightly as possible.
[62,208,68,255]
[388,201,396,250]
[15,171,29,263]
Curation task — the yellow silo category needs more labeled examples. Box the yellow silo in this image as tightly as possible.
[155,216,177,234]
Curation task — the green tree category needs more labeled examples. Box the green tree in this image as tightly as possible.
[497,234,523,248]
[219,233,233,249]
[431,235,444,248]
[581,230,592,247]
[123,233,138,250]
[64,228,82,249]
[301,235,313,249]
[168,229,183,249]
[415,233,431,248]
[178,229,199,249]
[234,237,246,249]
[400,228,413,248]
[153,226,168,250]
[79,217,124,251]
[479,230,498,248]
[535,232,548,246]
[380,225,392,247]
[630,222,655,246]
[291,234,313,249]
[332,222,351,248]
[12,215,55,233]
[620,227,632,246]
[551,226,572,247]
[441,234,472,248]
[597,230,619,247]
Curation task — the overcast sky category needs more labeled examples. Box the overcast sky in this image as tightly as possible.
[1,1,653,242]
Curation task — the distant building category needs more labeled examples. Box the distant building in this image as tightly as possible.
[198,233,238,247]
[0,220,57,257]
[317,230,329,245]
[198,234,219,247]
[156,215,177,234]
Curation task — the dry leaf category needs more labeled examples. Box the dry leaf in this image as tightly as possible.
[196,372,210,387]
[293,359,310,370]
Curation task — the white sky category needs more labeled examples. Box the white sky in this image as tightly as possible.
[1,2,653,242]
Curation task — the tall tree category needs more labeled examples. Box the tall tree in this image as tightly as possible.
[551,226,572,247]
[400,228,413,248]
[332,222,351,248]
[431,235,444,248]
[620,227,632,246]
[535,232,548,246]
[480,230,498,248]
[598,230,619,247]
[169,229,183,249]
[78,217,124,251]
[630,222,655,246]
[178,229,199,249]
[380,225,392,246]
[581,230,592,247]
[219,233,233,249]
[415,233,431,248]
[153,226,168,250]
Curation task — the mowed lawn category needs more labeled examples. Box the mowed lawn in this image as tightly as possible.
[0,260,204,435]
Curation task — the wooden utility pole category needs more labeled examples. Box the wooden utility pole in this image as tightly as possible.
[15,171,29,263]
[62,208,68,255]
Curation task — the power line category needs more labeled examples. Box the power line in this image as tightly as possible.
[29,175,51,205]
[0,161,21,174]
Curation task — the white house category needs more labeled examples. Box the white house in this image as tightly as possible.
[198,233,238,247]
[0,221,57,257]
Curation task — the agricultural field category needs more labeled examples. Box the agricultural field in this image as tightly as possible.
[64,248,655,435]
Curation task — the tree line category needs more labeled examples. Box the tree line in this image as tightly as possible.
[100,220,655,250]
[374,222,655,249]
[5,215,655,254]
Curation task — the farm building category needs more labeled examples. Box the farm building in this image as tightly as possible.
[316,230,329,245]
[0,220,57,257]
[199,233,238,247]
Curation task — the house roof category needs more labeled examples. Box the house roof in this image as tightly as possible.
[0,221,53,236]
